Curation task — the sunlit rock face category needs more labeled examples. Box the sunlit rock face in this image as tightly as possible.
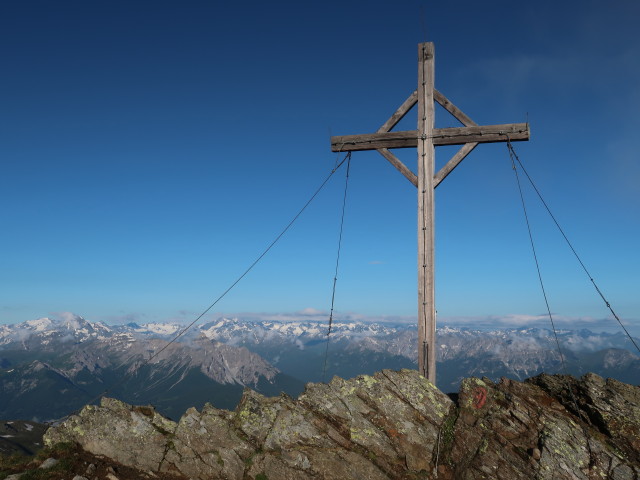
[45,369,640,480]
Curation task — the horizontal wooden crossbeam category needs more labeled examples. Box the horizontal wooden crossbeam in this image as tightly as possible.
[332,130,417,152]
[331,123,529,152]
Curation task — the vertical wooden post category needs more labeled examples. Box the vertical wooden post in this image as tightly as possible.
[417,42,436,382]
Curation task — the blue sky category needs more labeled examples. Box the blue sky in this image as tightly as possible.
[1,1,639,335]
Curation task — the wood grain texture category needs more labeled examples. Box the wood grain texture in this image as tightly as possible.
[417,42,436,382]
[330,123,529,151]
[331,130,418,151]
[431,123,529,145]
[377,148,418,187]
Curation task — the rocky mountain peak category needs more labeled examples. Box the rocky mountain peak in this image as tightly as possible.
[44,370,640,479]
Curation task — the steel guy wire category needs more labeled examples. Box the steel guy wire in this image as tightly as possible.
[507,140,584,420]
[506,140,639,355]
[322,152,352,383]
[52,151,353,424]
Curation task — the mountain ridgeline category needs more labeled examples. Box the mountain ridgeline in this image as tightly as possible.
[0,315,638,421]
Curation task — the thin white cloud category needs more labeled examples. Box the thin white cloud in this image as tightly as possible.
[297,307,326,316]
[203,310,416,325]
[50,311,85,324]
[98,312,147,325]
[438,313,638,333]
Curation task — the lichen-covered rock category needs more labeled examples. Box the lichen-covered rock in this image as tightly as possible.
[162,403,252,480]
[530,372,640,465]
[234,388,285,444]
[43,397,175,472]
[44,370,640,479]
[299,369,454,475]
[442,374,640,479]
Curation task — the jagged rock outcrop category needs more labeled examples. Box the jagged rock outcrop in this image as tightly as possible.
[44,370,640,479]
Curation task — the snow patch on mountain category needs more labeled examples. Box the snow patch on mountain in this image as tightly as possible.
[24,317,54,331]
[137,323,181,335]
[1,314,638,362]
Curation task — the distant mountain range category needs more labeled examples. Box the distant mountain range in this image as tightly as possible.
[1,315,638,422]
[0,316,302,421]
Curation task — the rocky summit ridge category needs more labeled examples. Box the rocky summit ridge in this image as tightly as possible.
[44,369,639,480]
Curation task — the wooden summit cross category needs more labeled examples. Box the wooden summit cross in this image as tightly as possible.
[330,42,530,384]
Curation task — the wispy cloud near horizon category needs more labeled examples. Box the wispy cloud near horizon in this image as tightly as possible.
[438,313,638,334]
[203,309,418,325]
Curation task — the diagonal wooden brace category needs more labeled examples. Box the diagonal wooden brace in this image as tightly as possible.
[374,91,419,186]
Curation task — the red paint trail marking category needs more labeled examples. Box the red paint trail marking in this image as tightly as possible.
[473,386,487,409]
